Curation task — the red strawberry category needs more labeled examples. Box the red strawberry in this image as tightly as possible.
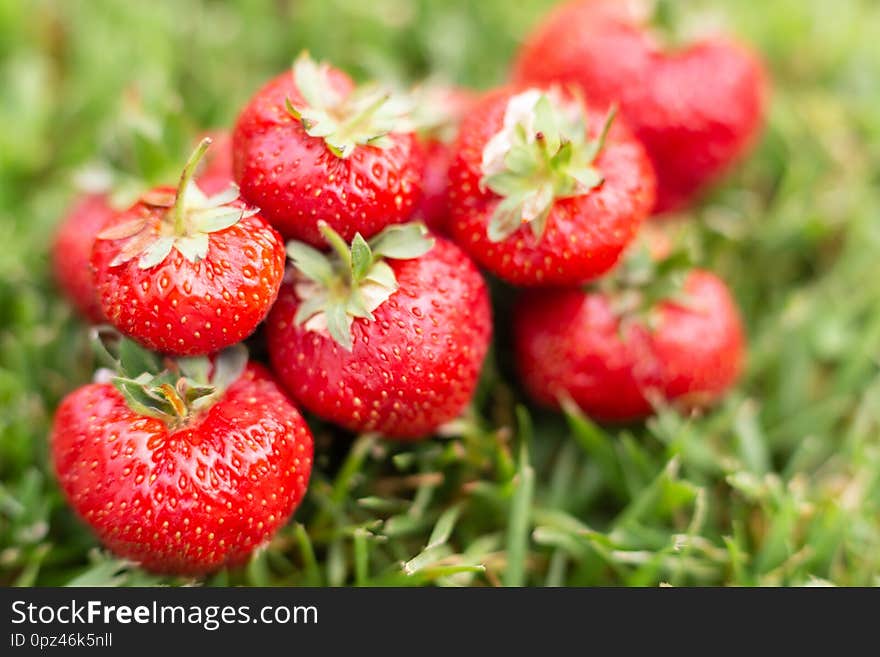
[92,138,286,356]
[409,86,475,233]
[513,265,744,422]
[266,222,491,439]
[233,52,424,247]
[50,346,313,575]
[196,129,234,195]
[416,139,455,235]
[448,86,655,287]
[513,0,768,213]
[52,194,115,323]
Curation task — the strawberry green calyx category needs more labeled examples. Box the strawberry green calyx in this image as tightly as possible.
[408,83,469,143]
[594,240,695,329]
[285,51,414,159]
[480,89,616,243]
[96,138,258,270]
[93,329,247,428]
[172,137,212,235]
[287,221,435,350]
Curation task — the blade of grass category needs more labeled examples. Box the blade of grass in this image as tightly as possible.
[353,528,370,586]
[503,405,535,587]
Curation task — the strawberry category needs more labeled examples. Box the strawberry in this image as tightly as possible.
[195,129,234,195]
[513,0,768,213]
[92,138,286,356]
[409,85,475,233]
[50,343,313,575]
[52,194,115,323]
[266,222,491,439]
[417,139,455,234]
[232,52,424,247]
[513,246,744,421]
[448,86,655,287]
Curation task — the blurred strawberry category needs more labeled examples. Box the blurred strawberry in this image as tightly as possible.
[513,242,744,421]
[52,194,115,323]
[409,85,475,233]
[513,0,768,213]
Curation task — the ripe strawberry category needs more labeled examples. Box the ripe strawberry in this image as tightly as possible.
[409,85,475,233]
[50,344,313,575]
[513,248,744,421]
[233,52,424,247]
[92,138,286,356]
[417,139,455,234]
[513,0,768,213]
[52,194,115,323]
[196,129,234,195]
[448,86,655,287]
[266,222,491,439]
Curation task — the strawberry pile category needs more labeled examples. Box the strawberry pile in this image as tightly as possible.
[49,1,766,576]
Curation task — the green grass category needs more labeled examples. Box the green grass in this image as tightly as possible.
[2,0,880,586]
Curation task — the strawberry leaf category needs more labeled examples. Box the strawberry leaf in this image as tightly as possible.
[480,89,613,244]
[112,377,176,420]
[288,221,430,350]
[138,235,175,269]
[172,233,209,263]
[100,143,257,270]
[209,344,248,391]
[364,260,397,289]
[96,218,146,241]
[407,82,471,143]
[505,145,540,178]
[595,236,697,329]
[287,51,413,160]
[95,331,249,427]
[346,288,376,321]
[193,207,254,233]
[481,171,530,197]
[294,290,330,326]
[203,184,242,207]
[182,380,216,404]
[325,302,354,351]
[109,228,156,267]
[527,201,553,241]
[176,356,211,385]
[350,233,374,281]
[568,167,604,192]
[369,222,434,260]
[287,240,334,284]
[488,194,529,242]
[118,337,161,379]
[532,95,560,153]
[292,51,342,111]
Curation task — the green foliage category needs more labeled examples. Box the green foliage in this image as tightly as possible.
[288,221,434,350]
[482,93,611,242]
[2,0,880,586]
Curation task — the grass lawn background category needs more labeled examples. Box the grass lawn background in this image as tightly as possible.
[2,0,880,586]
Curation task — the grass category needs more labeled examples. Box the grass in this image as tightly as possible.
[2,0,880,586]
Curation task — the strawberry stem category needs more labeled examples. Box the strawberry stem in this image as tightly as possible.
[330,91,392,153]
[158,383,188,418]
[173,137,213,235]
[595,104,617,153]
[318,221,353,271]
